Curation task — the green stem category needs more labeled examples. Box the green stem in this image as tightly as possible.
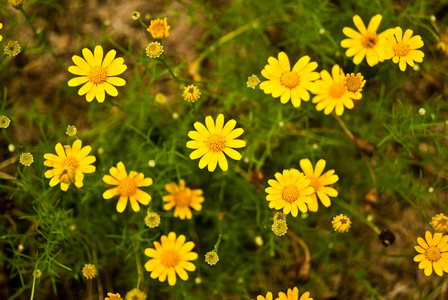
[0,53,7,65]
[213,234,222,254]
[138,19,148,29]
[19,7,38,38]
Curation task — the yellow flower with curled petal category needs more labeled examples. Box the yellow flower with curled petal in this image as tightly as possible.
[68,45,127,103]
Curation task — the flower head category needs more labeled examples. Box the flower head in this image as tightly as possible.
[183,85,201,103]
[102,162,153,213]
[105,292,123,300]
[145,212,161,228]
[155,93,166,104]
[163,179,204,219]
[125,289,146,300]
[272,220,288,236]
[66,125,77,136]
[273,211,286,222]
[260,52,319,108]
[253,292,273,300]
[4,41,21,56]
[44,140,96,191]
[186,114,246,172]
[146,42,163,58]
[276,287,313,300]
[19,153,34,166]
[430,214,448,234]
[340,14,392,66]
[33,269,41,278]
[247,75,260,89]
[379,26,424,71]
[147,17,170,39]
[82,264,97,279]
[0,115,11,128]
[0,23,3,42]
[311,65,361,116]
[131,11,141,21]
[68,45,127,103]
[144,232,198,286]
[9,0,25,9]
[265,169,314,217]
[205,251,219,266]
[414,231,448,276]
[344,73,365,98]
[332,214,351,233]
[299,159,338,212]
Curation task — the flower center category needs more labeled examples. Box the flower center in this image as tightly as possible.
[307,176,320,191]
[88,66,108,85]
[174,190,192,207]
[425,246,441,262]
[393,41,410,57]
[440,218,448,226]
[282,185,300,203]
[117,177,137,197]
[206,134,226,152]
[361,32,379,49]
[339,218,348,224]
[62,157,79,169]
[152,24,165,35]
[344,75,363,93]
[161,249,180,268]
[329,82,346,98]
[280,71,300,89]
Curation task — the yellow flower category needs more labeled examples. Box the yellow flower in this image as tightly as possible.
[4,41,21,56]
[125,289,146,300]
[414,231,448,276]
[155,93,166,104]
[276,287,313,300]
[68,45,127,103]
[311,65,361,116]
[332,214,351,233]
[145,211,161,228]
[430,214,448,234]
[9,0,25,8]
[147,17,170,39]
[379,26,424,71]
[340,15,392,66]
[253,292,273,300]
[44,140,96,191]
[105,292,123,300]
[82,264,97,279]
[19,153,34,166]
[144,232,198,286]
[163,179,204,219]
[204,251,219,266]
[265,169,314,217]
[260,52,319,108]
[102,162,153,213]
[186,114,246,172]
[146,42,163,58]
[344,73,365,98]
[66,125,77,136]
[273,211,286,222]
[183,85,201,103]
[0,23,3,42]
[0,115,11,128]
[299,159,338,212]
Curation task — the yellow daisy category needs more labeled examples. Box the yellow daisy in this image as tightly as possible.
[379,26,424,71]
[102,162,153,213]
[44,139,96,191]
[299,159,338,212]
[311,65,361,116]
[0,23,3,42]
[265,169,314,217]
[430,214,448,234]
[144,232,198,286]
[276,287,313,300]
[163,179,204,219]
[186,114,246,172]
[105,293,123,300]
[260,52,319,108]
[414,231,448,276]
[68,45,127,103]
[147,17,170,39]
[253,292,273,300]
[341,14,392,66]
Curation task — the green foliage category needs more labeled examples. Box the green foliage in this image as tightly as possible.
[1,0,447,299]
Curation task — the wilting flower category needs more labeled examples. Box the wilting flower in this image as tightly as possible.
[82,264,97,279]
[430,214,448,234]
[332,214,351,233]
